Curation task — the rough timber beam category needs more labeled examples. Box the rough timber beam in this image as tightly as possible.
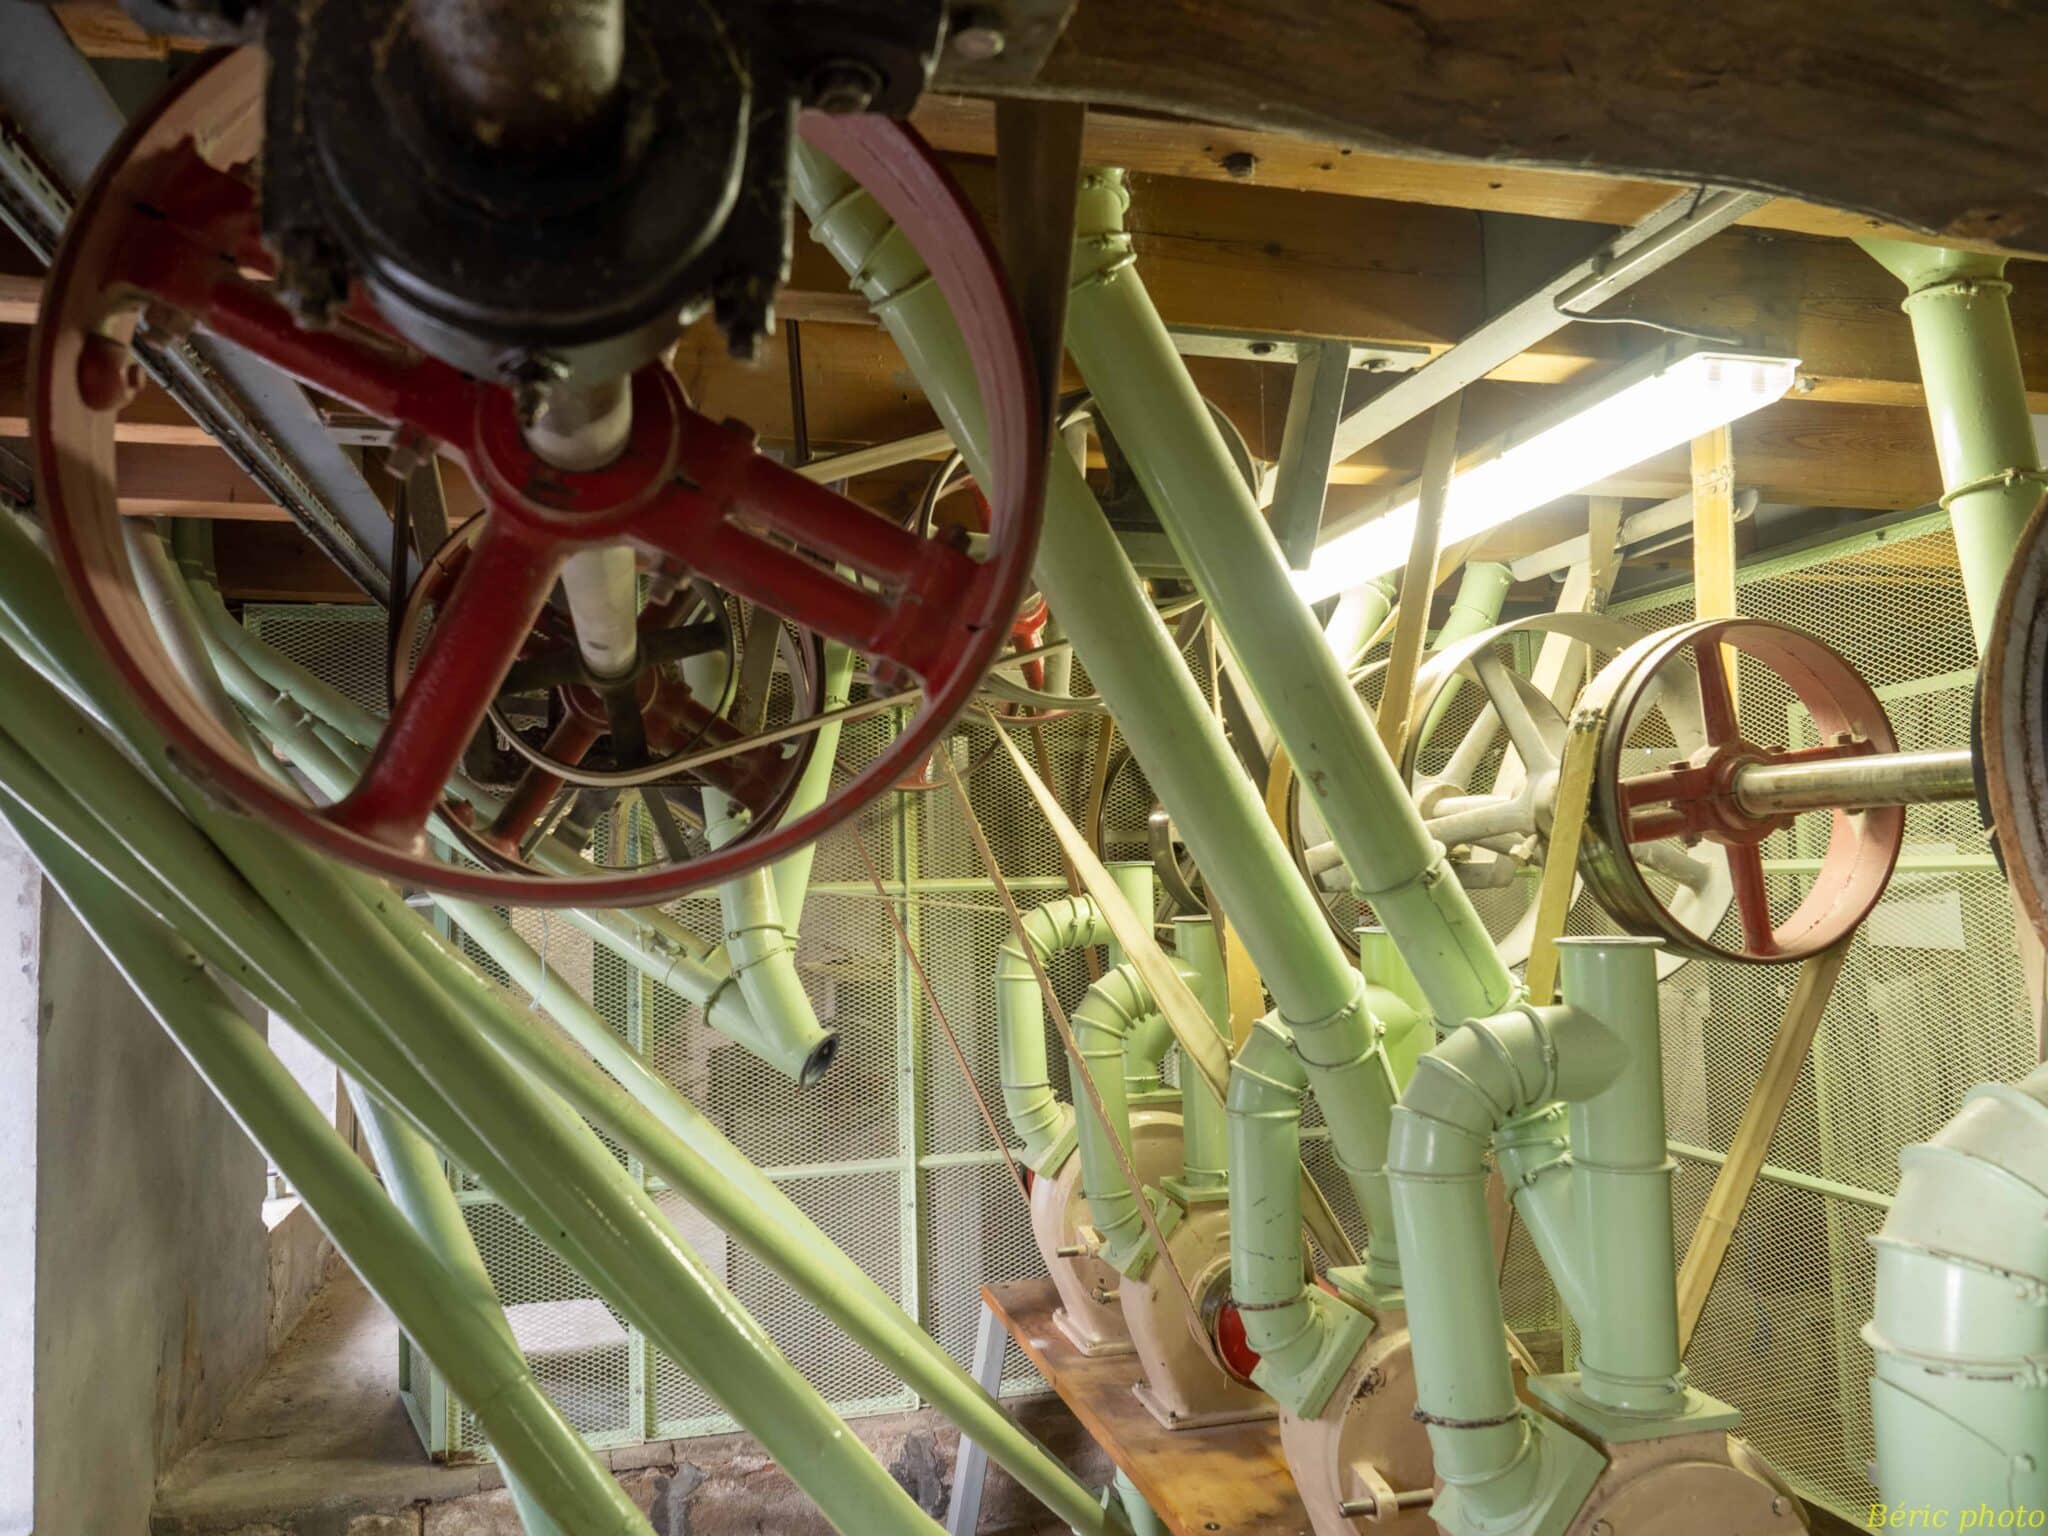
[8,166,2045,415]
[942,0,2048,256]
[910,97,1949,250]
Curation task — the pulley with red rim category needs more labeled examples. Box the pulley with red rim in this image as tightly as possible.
[1982,495,2048,939]
[1579,617,1904,963]
[33,50,1045,906]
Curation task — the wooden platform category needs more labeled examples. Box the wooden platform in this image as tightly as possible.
[984,1279,1313,1536]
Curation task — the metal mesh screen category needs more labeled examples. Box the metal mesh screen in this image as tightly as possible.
[1597,513,2035,1521]
[245,607,1381,1458]
[251,519,2014,1510]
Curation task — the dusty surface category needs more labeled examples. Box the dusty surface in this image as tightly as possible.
[151,1270,1108,1535]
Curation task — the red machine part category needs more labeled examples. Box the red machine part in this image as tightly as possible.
[1584,618,1905,963]
[1211,1297,1263,1389]
[33,50,1044,906]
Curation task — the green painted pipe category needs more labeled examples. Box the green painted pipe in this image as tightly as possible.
[687,645,839,1087]
[0,588,942,1536]
[771,640,857,925]
[1072,961,1167,1273]
[1859,240,2043,649]
[341,1079,568,1536]
[0,805,642,1534]
[1355,926,1432,1086]
[995,896,1104,1172]
[1387,946,1639,1534]
[1227,1021,1317,1365]
[1065,168,1515,1033]
[1114,1469,1165,1536]
[1106,858,1154,967]
[703,787,838,1086]
[1868,1063,2048,1519]
[1560,938,1685,1417]
[792,141,1398,1402]
[369,894,1120,1536]
[1325,575,1400,670]
[1172,916,1230,1190]
[162,566,1119,1536]
[1413,560,1515,759]
[1122,1004,1175,1097]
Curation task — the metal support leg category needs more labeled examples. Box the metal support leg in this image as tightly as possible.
[947,1300,1009,1536]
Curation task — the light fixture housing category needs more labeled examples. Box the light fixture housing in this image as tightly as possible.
[1291,345,1801,603]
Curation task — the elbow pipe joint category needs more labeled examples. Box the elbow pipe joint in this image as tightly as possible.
[995,897,1113,1173]
[1072,963,1171,1275]
[1228,1018,1373,1419]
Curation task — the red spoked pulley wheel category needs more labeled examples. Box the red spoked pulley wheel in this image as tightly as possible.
[33,50,1045,906]
[1578,617,1904,963]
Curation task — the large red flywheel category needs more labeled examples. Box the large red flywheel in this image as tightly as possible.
[33,49,1045,906]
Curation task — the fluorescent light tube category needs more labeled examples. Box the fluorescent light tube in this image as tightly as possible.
[1291,347,1800,604]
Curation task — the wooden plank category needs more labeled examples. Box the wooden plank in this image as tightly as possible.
[1376,397,1459,759]
[995,0,2048,258]
[913,95,1947,249]
[984,1279,1311,1536]
[1676,942,1852,1356]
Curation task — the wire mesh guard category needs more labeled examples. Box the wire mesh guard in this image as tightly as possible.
[247,513,2027,1524]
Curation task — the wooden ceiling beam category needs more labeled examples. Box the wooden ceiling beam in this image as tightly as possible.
[910,96,1948,250]
[6,161,2036,415]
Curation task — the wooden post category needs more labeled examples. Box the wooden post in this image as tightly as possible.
[1376,396,1461,760]
[1691,424,1740,706]
[1675,940,1852,1355]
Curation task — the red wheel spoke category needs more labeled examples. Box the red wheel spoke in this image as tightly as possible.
[1726,842,1777,955]
[486,714,601,852]
[95,144,480,446]
[631,482,965,677]
[720,434,973,592]
[332,526,563,846]
[1695,640,1740,747]
[197,283,480,447]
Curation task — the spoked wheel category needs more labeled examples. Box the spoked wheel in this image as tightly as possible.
[395,522,826,870]
[1286,614,1734,974]
[34,51,1044,905]
[1580,618,1904,963]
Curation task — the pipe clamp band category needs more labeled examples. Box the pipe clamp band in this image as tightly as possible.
[1937,465,2048,510]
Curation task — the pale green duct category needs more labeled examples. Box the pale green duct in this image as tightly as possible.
[1412,560,1515,758]
[1171,916,1231,1190]
[1388,939,1692,1536]
[1356,926,1432,1083]
[342,1080,567,1536]
[0,800,640,1535]
[1072,961,1176,1273]
[687,647,838,1085]
[792,140,1395,1413]
[771,640,857,924]
[1867,1064,2048,1519]
[1065,167,1514,1031]
[1859,241,2042,649]
[0,534,946,1536]
[133,539,1117,1534]
[995,896,1104,1172]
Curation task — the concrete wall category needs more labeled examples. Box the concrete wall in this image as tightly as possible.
[13,850,271,1536]
[0,840,42,1536]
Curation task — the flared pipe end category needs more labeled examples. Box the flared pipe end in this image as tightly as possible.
[798,1031,842,1088]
